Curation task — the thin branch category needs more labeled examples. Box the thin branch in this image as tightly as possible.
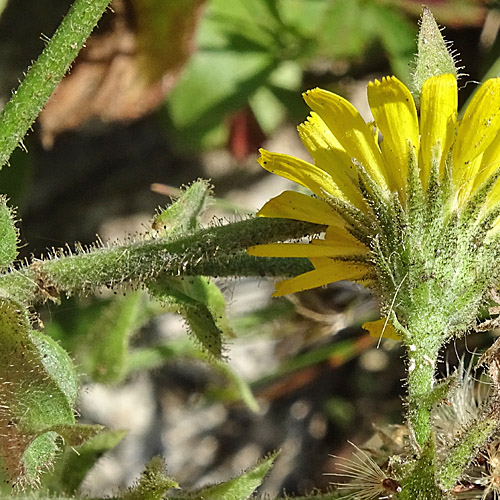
[0,0,113,167]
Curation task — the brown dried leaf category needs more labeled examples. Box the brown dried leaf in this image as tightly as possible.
[39,0,206,148]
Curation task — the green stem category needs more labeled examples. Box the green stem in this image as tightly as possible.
[399,337,444,499]
[406,344,440,449]
[0,0,112,168]
[2,218,322,304]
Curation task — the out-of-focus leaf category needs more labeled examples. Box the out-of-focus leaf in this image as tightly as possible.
[268,60,302,90]
[250,61,303,135]
[318,0,377,60]
[278,0,333,39]
[84,291,144,384]
[0,144,32,211]
[0,195,18,270]
[0,0,7,17]
[198,0,283,50]
[382,0,486,27]
[250,87,288,136]
[39,0,206,147]
[43,428,127,494]
[172,451,278,500]
[0,297,78,486]
[207,360,260,413]
[135,0,206,82]
[165,49,276,151]
[127,338,259,412]
[371,4,416,82]
[308,0,415,80]
[127,338,195,373]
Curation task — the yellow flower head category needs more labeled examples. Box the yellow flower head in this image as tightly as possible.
[249,76,500,340]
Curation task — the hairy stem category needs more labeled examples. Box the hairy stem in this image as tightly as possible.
[0,0,112,168]
[1,218,323,304]
[399,335,444,499]
[406,345,440,449]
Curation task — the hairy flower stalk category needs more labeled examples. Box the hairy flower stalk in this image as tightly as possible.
[248,67,500,499]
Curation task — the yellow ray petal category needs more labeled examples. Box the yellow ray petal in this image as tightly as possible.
[257,190,345,227]
[319,228,368,249]
[258,149,339,198]
[247,242,366,258]
[362,318,400,341]
[486,177,500,210]
[472,129,500,209]
[367,76,419,198]
[488,214,500,237]
[455,152,484,210]
[297,113,366,210]
[419,74,457,189]
[452,78,500,190]
[272,260,368,296]
[303,88,389,193]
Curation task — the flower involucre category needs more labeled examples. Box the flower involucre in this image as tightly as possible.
[249,75,500,342]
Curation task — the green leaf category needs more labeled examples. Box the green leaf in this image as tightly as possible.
[165,48,275,151]
[279,0,332,39]
[149,275,232,358]
[0,195,18,270]
[0,297,78,486]
[84,291,144,384]
[198,0,283,50]
[372,4,416,82]
[182,276,233,338]
[153,180,212,234]
[43,428,127,494]
[168,50,274,126]
[30,331,78,406]
[126,338,195,374]
[175,451,278,500]
[318,0,377,59]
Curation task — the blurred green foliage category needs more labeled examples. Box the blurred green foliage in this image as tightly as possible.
[165,0,416,151]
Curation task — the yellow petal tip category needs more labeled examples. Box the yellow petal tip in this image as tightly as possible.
[362,318,401,341]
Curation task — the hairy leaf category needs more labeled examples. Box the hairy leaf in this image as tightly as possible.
[153,179,212,234]
[149,275,231,358]
[0,297,78,486]
[174,451,278,500]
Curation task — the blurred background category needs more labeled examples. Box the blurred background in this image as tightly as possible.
[0,0,499,496]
